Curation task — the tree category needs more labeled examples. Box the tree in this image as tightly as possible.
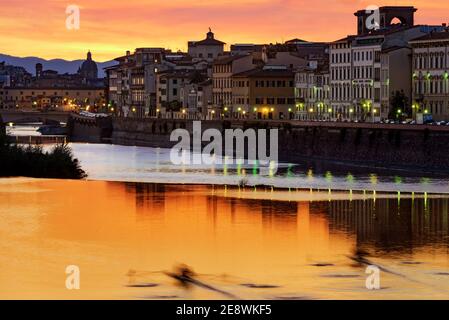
[389,90,409,119]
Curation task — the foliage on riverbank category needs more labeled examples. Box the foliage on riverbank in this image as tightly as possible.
[0,131,86,179]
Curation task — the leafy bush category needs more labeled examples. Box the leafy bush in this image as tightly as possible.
[0,131,86,179]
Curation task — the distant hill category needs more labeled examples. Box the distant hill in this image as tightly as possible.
[0,54,117,78]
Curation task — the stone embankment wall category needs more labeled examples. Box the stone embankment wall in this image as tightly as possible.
[70,116,449,174]
[67,114,113,143]
[111,118,226,148]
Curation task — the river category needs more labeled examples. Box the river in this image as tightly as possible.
[1,142,449,299]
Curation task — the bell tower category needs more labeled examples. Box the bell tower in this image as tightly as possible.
[354,6,417,35]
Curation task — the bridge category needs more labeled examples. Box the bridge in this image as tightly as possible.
[0,110,71,124]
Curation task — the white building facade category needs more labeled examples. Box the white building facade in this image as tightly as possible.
[410,32,449,121]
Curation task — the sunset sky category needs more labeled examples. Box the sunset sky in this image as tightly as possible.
[0,0,448,61]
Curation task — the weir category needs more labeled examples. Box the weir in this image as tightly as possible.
[8,135,66,145]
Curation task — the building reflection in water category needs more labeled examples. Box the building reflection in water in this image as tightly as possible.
[2,179,449,299]
[327,197,449,253]
[127,183,449,255]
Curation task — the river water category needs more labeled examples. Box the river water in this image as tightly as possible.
[1,143,449,299]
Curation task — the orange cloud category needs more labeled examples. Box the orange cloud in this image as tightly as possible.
[0,0,447,61]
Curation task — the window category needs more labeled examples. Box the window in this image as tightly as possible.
[255,98,264,104]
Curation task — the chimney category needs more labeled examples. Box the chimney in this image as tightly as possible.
[126,50,130,56]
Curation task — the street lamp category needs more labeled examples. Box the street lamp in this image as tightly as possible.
[412,103,420,121]
[308,107,314,120]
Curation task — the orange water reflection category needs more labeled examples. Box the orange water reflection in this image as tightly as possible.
[0,179,449,300]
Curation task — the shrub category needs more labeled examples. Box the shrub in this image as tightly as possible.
[0,130,86,179]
